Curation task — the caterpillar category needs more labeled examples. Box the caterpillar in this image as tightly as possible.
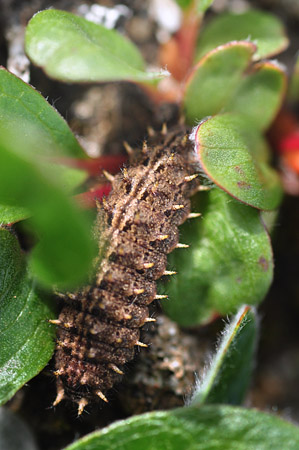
[51,125,201,414]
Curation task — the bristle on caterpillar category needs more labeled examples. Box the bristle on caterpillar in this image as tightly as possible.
[53,126,201,411]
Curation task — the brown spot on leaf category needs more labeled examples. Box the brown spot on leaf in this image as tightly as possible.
[234,165,244,175]
[237,180,251,190]
[258,256,269,272]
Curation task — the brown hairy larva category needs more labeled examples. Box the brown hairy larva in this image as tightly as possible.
[52,126,201,415]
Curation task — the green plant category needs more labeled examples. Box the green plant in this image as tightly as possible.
[1,2,298,449]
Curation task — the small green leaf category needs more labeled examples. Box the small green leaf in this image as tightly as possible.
[0,204,31,225]
[64,405,299,450]
[0,228,56,405]
[225,61,286,131]
[0,67,86,159]
[196,0,214,12]
[48,164,88,194]
[289,55,299,101]
[193,114,283,210]
[164,189,273,326]
[183,41,256,123]
[184,45,285,130]
[0,68,88,201]
[0,407,38,450]
[191,305,257,406]
[25,10,166,84]
[196,10,288,61]
[0,130,96,288]
[261,209,279,234]
[175,0,214,12]
[174,0,194,10]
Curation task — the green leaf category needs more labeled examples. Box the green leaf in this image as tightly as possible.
[0,69,88,225]
[0,67,86,159]
[191,305,257,406]
[225,61,286,131]
[0,407,38,450]
[0,130,96,288]
[184,44,285,130]
[64,405,299,450]
[193,114,283,210]
[0,228,56,405]
[174,0,194,10]
[0,156,88,228]
[25,10,166,84]
[261,210,279,234]
[183,41,256,124]
[175,0,214,12]
[289,55,299,101]
[163,189,273,326]
[196,0,214,12]
[196,10,288,61]
[0,204,30,225]
[48,164,88,194]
